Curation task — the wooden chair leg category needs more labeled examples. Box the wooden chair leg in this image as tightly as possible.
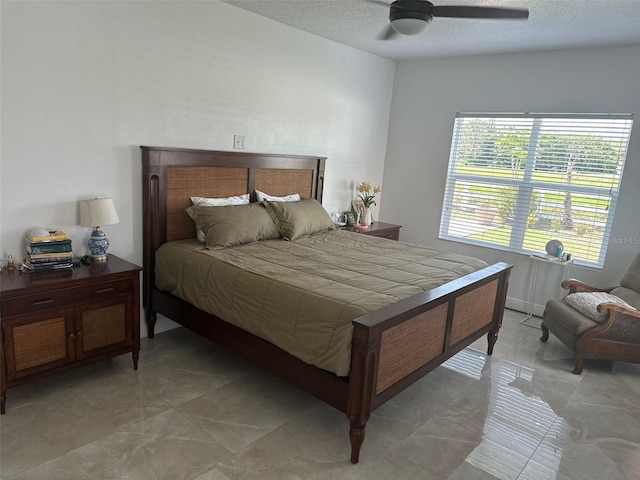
[540,324,549,342]
[572,354,584,375]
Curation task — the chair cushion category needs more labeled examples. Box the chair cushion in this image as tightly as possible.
[544,300,598,350]
[565,291,636,322]
[620,253,640,293]
[609,286,640,310]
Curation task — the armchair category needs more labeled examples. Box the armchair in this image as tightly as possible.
[541,253,640,374]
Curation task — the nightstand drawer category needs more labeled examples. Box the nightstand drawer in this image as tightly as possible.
[366,230,400,241]
[1,278,132,317]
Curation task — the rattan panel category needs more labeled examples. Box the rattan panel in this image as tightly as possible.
[13,317,67,371]
[255,169,314,198]
[599,315,640,342]
[376,303,448,394]
[81,303,126,352]
[450,280,498,345]
[166,166,249,241]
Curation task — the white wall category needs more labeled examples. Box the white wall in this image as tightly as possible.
[0,1,395,335]
[382,44,640,316]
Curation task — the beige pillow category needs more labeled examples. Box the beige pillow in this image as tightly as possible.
[186,204,280,249]
[565,291,637,322]
[190,194,250,242]
[263,198,335,241]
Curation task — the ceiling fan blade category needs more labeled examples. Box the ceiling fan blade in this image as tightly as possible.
[377,23,400,40]
[366,0,391,6]
[432,6,529,19]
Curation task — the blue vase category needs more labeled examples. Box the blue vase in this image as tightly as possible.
[88,228,110,261]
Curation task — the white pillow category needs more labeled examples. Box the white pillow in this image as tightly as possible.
[565,291,637,322]
[190,194,249,242]
[255,190,301,203]
[190,194,249,207]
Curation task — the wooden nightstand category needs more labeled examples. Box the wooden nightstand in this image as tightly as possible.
[345,221,402,241]
[0,255,141,414]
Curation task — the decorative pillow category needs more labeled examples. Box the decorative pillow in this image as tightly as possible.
[565,291,637,322]
[263,198,335,241]
[190,194,250,242]
[255,190,301,203]
[185,204,280,249]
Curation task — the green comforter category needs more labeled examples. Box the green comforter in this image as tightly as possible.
[155,230,487,376]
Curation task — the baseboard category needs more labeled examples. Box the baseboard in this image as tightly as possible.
[505,296,545,319]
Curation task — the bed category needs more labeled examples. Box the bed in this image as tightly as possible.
[141,146,512,463]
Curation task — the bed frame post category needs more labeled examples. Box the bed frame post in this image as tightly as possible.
[315,157,325,203]
[141,146,165,338]
[487,266,510,355]
[346,324,378,464]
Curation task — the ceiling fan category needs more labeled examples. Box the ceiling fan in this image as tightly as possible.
[370,1,529,40]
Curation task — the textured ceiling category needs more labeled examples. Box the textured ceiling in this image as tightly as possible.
[224,0,640,61]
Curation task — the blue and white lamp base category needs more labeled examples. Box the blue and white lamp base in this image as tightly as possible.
[88,227,110,262]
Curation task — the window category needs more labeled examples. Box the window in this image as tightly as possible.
[439,113,634,267]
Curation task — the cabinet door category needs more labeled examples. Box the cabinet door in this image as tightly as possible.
[3,309,75,381]
[74,296,133,360]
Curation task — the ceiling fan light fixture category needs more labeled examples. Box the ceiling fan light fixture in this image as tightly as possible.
[390,16,431,35]
[378,1,528,41]
[389,1,433,36]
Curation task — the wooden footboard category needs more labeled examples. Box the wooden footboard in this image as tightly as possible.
[147,261,510,464]
[346,262,511,463]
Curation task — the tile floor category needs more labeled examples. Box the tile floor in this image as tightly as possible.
[1,309,639,480]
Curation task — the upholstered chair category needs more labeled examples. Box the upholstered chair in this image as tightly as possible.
[541,253,640,374]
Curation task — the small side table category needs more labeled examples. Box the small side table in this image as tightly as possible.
[0,255,141,413]
[522,254,573,327]
[344,221,402,241]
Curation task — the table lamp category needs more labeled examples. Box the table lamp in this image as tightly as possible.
[80,198,120,262]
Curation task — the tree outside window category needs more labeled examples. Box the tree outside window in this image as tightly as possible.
[439,113,634,267]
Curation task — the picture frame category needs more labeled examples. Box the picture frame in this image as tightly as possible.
[351,200,365,223]
[345,211,356,226]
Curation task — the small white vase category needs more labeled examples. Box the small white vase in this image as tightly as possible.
[362,207,373,225]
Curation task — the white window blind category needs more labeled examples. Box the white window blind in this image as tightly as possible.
[439,113,634,267]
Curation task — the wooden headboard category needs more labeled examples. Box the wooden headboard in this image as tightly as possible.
[141,146,326,311]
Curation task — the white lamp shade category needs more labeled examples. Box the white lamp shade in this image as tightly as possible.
[80,198,120,227]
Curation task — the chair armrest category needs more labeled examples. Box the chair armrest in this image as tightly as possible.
[561,279,615,293]
[597,303,640,320]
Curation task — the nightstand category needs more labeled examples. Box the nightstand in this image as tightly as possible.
[345,221,402,241]
[0,255,141,414]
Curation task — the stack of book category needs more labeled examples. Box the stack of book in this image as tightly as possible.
[24,231,73,271]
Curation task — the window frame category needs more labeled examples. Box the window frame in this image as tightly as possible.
[439,112,634,268]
